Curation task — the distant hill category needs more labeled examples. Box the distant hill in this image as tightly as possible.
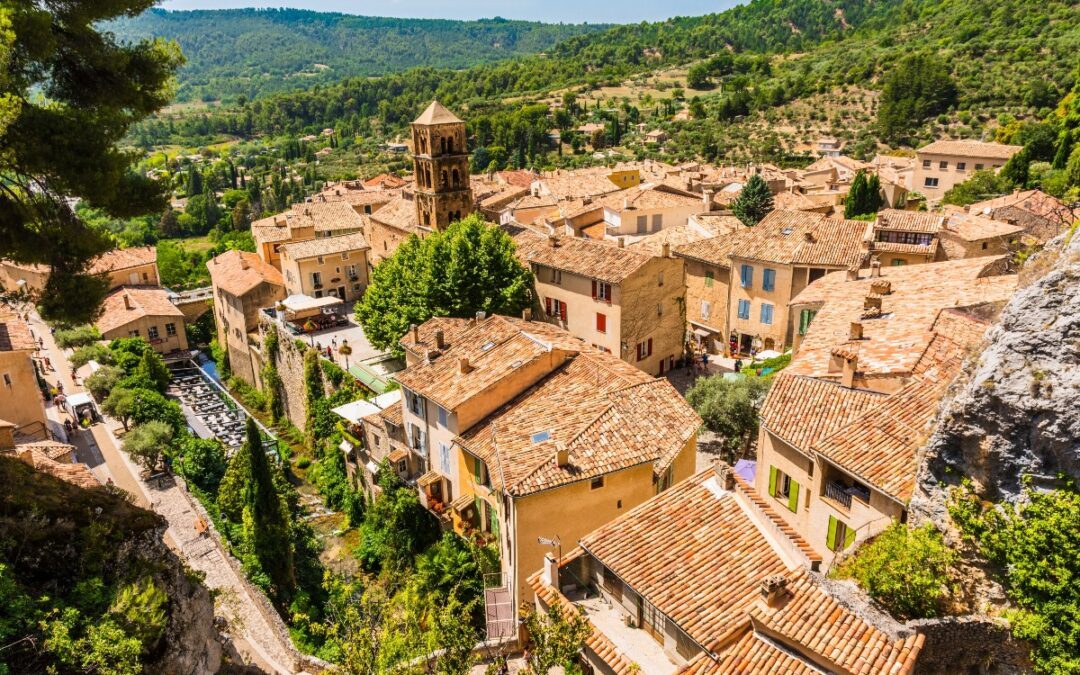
[107,8,609,102]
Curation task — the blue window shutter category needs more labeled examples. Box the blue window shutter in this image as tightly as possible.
[764,268,775,291]
[741,264,753,288]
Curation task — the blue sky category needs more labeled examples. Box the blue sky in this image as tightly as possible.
[156,0,743,24]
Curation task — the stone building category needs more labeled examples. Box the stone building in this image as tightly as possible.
[0,307,47,432]
[278,233,370,305]
[411,101,474,230]
[96,287,188,356]
[913,140,1022,202]
[206,251,285,387]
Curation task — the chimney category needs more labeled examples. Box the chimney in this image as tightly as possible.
[803,231,815,243]
[548,234,558,248]
[623,197,630,210]
[870,279,892,296]
[846,268,859,281]
[849,321,863,341]
[123,293,133,310]
[435,330,445,350]
[583,195,592,205]
[863,295,882,318]
[476,310,486,322]
[661,242,671,258]
[869,259,882,278]
[458,357,473,375]
[522,307,532,321]
[554,444,570,467]
[719,464,735,490]
[542,553,560,588]
[239,256,249,270]
[411,324,419,344]
[841,353,858,388]
[760,575,789,608]
[617,237,625,248]
[703,188,714,212]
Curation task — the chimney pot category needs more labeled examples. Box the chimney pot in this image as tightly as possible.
[846,268,859,281]
[850,321,863,341]
[459,357,472,375]
[618,237,625,248]
[841,353,858,388]
[522,307,532,321]
[554,444,570,467]
[476,310,486,322]
[239,257,249,270]
[435,330,445,350]
[760,575,789,608]
[411,323,419,344]
[548,234,558,248]
[542,553,559,588]
[870,260,882,278]
[661,242,671,258]
[123,294,133,310]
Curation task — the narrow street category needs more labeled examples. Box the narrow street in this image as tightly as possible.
[28,311,301,674]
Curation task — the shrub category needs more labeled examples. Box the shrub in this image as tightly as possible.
[85,365,124,400]
[121,420,175,472]
[54,325,101,349]
[175,436,228,495]
[70,343,113,369]
[833,522,954,619]
[685,375,771,457]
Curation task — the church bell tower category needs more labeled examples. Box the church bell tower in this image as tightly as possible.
[411,101,474,230]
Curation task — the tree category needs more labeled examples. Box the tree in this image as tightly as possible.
[521,602,591,674]
[685,376,771,458]
[686,62,711,89]
[877,54,957,142]
[833,522,954,619]
[121,420,174,472]
[241,418,295,600]
[85,365,124,401]
[844,170,883,218]
[942,170,1014,206]
[731,174,774,226]
[102,387,137,430]
[175,436,228,495]
[356,214,533,353]
[127,388,186,431]
[70,343,113,370]
[53,325,101,349]
[133,349,171,393]
[0,0,181,324]
[357,467,440,573]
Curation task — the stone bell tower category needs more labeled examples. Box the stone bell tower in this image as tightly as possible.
[411,101,474,230]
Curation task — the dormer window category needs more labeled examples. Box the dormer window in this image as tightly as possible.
[531,430,551,443]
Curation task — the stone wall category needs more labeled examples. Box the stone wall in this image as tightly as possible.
[909,616,1032,674]
[261,317,311,432]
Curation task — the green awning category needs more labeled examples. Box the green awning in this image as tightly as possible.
[349,363,388,394]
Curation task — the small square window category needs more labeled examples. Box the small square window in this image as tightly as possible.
[166,323,177,336]
[956,162,966,170]
[591,476,605,490]
[922,160,931,169]
[939,161,948,169]
[147,326,159,340]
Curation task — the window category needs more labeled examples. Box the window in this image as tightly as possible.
[472,456,489,487]
[763,268,776,292]
[957,162,966,170]
[975,163,984,170]
[798,308,817,336]
[550,268,563,285]
[635,338,653,361]
[737,299,750,320]
[982,242,989,250]
[437,406,448,427]
[590,476,605,490]
[657,271,664,287]
[405,390,425,418]
[768,466,800,514]
[128,329,140,338]
[596,312,607,333]
[311,271,323,287]
[546,297,568,323]
[652,214,662,232]
[739,264,753,288]
[657,302,663,317]
[531,430,551,443]
[939,160,948,169]
[2,373,10,387]
[439,442,450,473]
[341,252,350,260]
[317,256,325,264]
[372,434,381,449]
[147,325,159,340]
[592,280,612,302]
[166,323,177,336]
[891,258,907,266]
[700,300,711,320]
[924,177,939,188]
[922,159,931,169]
[760,303,774,325]
[704,270,714,288]
[636,215,648,233]
[827,515,855,551]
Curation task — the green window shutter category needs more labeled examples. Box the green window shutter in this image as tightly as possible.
[827,516,838,551]
[768,466,778,497]
[473,457,482,483]
[788,479,800,513]
[845,523,856,548]
[490,504,499,538]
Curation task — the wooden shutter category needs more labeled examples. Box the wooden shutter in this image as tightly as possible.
[827,515,838,551]
[473,456,483,484]
[596,313,606,333]
[788,479,800,513]
[591,280,597,299]
[768,466,777,497]
[545,297,552,315]
[845,523,856,548]
[647,338,653,356]
[560,301,568,322]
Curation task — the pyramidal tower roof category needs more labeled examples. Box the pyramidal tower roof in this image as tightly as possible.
[413,100,463,126]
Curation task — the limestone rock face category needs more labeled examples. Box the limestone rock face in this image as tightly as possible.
[917,230,1080,509]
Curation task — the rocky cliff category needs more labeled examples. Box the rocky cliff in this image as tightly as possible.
[915,228,1080,508]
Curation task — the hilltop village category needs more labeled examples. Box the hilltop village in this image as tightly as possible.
[1,100,1075,674]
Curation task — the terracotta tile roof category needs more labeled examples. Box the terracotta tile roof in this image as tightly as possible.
[369,196,420,233]
[943,212,1026,241]
[773,190,821,212]
[916,139,1023,160]
[788,258,1017,379]
[875,210,944,234]
[760,374,884,452]
[600,184,700,212]
[399,317,474,358]
[379,402,403,427]
[727,210,870,268]
[97,287,185,335]
[9,448,99,490]
[0,307,36,352]
[577,469,806,652]
[16,440,74,462]
[930,308,992,350]
[683,629,816,674]
[536,168,622,201]
[813,348,963,502]
[280,232,369,260]
[506,223,653,284]
[747,572,923,675]
[968,189,1073,226]
[364,174,408,190]
[673,227,753,267]
[251,214,296,244]
[207,250,284,297]
[88,246,156,275]
[496,170,538,188]
[275,202,367,234]
[870,240,940,257]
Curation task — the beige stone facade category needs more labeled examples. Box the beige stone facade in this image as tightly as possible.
[913,140,1022,202]
[278,233,370,306]
[0,308,46,431]
[207,251,285,387]
[96,287,188,355]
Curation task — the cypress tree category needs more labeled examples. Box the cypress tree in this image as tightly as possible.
[242,418,295,600]
[732,174,774,226]
[845,171,868,219]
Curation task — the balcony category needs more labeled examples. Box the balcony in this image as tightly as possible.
[825,481,871,510]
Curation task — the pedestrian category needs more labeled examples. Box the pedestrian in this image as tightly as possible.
[38,336,43,349]
[702,352,710,372]
[43,356,51,371]
[734,358,743,373]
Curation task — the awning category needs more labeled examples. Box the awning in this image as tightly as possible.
[339,439,354,453]
[755,349,783,361]
[450,494,474,512]
[349,363,390,394]
[388,448,409,462]
[332,399,381,424]
[418,470,442,488]
[281,294,343,313]
[693,328,712,338]
[365,460,380,475]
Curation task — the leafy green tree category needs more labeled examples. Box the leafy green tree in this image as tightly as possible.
[127,388,186,431]
[175,436,228,495]
[522,601,591,675]
[685,375,771,458]
[833,522,954,619]
[70,343,114,369]
[241,418,295,600]
[217,438,251,521]
[102,387,137,430]
[108,337,154,374]
[414,532,483,606]
[54,325,101,349]
[357,467,440,573]
[731,174,774,226]
[356,214,533,353]
[877,54,957,142]
[121,420,174,472]
[942,170,1015,206]
[109,577,168,649]
[686,62,711,89]
[133,349,171,393]
[85,365,123,401]
[0,0,181,324]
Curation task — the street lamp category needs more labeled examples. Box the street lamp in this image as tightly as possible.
[338,339,352,369]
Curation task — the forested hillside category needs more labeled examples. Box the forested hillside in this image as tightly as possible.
[107,9,608,102]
